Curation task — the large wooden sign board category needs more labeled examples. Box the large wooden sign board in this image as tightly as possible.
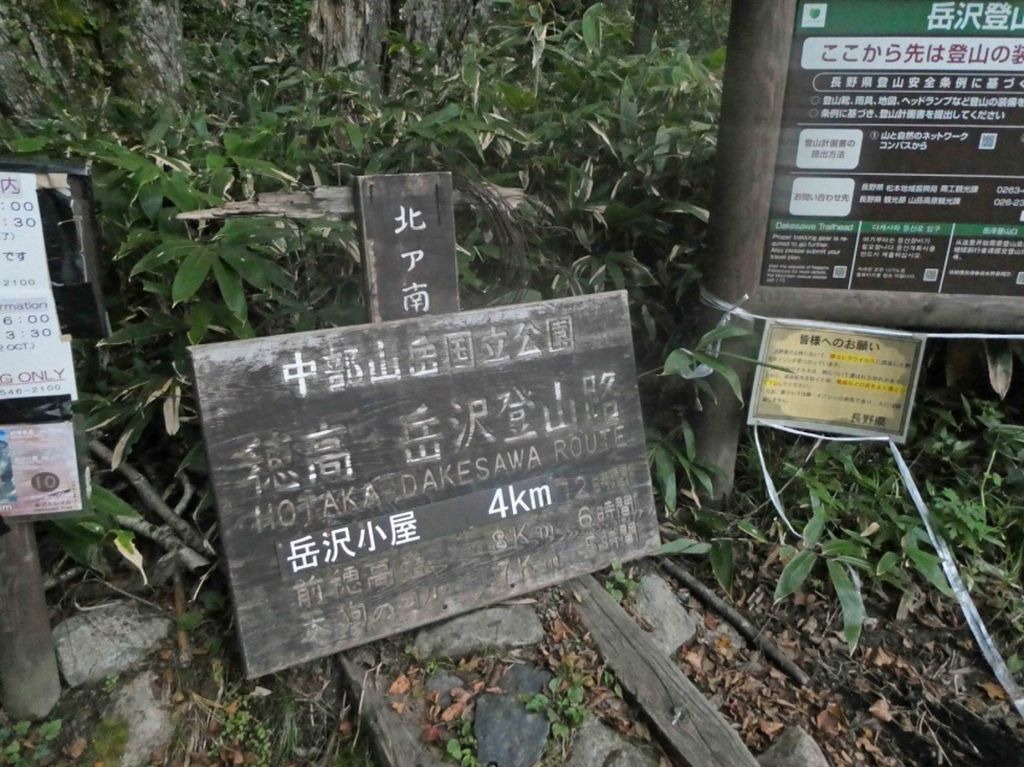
[191,291,659,677]
[710,0,1024,330]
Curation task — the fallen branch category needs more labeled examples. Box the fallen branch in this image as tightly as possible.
[115,514,210,572]
[90,440,212,555]
[43,566,85,592]
[173,567,193,666]
[659,559,811,687]
[175,184,525,222]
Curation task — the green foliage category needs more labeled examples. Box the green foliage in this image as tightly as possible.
[523,672,588,741]
[0,719,62,767]
[221,701,272,767]
[0,1,722,572]
[741,392,1024,655]
[445,720,479,767]
[603,559,638,602]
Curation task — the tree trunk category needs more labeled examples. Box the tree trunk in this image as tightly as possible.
[0,0,184,121]
[632,0,661,53]
[307,0,481,92]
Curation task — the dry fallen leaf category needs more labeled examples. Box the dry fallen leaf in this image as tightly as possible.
[683,650,703,672]
[815,702,846,736]
[441,701,466,722]
[759,720,785,737]
[872,648,895,667]
[421,724,446,743]
[980,681,1007,701]
[390,700,406,714]
[65,737,88,759]
[388,674,411,696]
[869,698,893,722]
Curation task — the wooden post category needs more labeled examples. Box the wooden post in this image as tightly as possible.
[694,0,796,500]
[0,522,61,719]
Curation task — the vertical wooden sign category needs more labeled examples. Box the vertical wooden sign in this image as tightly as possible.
[357,172,460,323]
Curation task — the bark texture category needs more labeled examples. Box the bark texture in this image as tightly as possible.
[0,0,184,120]
[307,0,481,91]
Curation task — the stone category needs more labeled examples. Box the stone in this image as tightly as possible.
[758,726,831,767]
[567,717,660,767]
[413,606,544,660]
[631,574,699,656]
[52,601,172,687]
[106,671,175,767]
[426,671,464,708]
[474,693,549,767]
[500,663,552,696]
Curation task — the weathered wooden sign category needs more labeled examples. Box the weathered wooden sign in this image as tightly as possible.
[749,320,926,441]
[709,0,1024,329]
[191,291,659,677]
[357,172,459,323]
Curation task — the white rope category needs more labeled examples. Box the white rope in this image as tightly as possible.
[754,419,1024,720]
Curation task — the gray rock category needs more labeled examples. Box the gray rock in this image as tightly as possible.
[567,717,660,767]
[632,574,699,656]
[474,693,549,767]
[107,671,175,767]
[500,663,551,696]
[758,726,830,767]
[53,602,172,687]
[426,671,464,708]
[413,606,544,660]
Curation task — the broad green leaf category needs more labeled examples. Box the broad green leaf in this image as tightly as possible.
[692,351,744,404]
[581,3,603,53]
[876,551,900,576]
[710,540,734,592]
[653,446,677,512]
[802,492,827,547]
[827,560,865,652]
[172,251,212,305]
[213,258,247,323]
[114,531,147,585]
[738,520,769,544]
[907,547,953,596]
[774,549,817,602]
[101,315,180,346]
[344,122,364,152]
[658,537,711,556]
[91,486,142,521]
[188,303,213,345]
[663,348,699,378]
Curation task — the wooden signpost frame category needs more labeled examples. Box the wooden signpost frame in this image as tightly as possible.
[707,0,1024,332]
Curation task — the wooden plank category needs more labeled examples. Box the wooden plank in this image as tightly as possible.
[175,184,525,222]
[0,522,61,719]
[339,651,444,767]
[357,173,459,322]
[570,574,759,767]
[190,291,659,677]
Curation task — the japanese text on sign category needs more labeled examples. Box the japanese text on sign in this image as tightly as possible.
[748,321,926,441]
[189,291,659,677]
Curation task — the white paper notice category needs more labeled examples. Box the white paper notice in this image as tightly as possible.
[0,173,50,293]
[0,294,77,401]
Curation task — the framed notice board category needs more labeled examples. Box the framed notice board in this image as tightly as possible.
[708,0,1024,330]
